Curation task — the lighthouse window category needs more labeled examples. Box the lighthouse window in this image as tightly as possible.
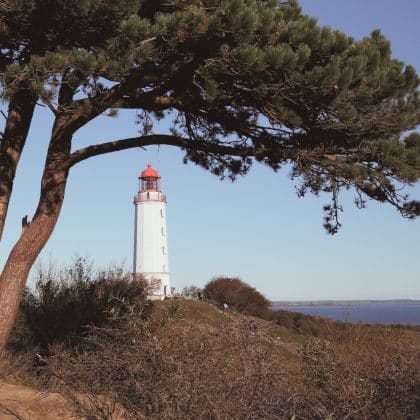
[162,246,166,255]
[161,227,165,236]
[160,209,164,217]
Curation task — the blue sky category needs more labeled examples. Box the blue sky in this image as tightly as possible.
[0,0,419,300]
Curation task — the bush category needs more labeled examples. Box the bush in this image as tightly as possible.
[42,301,420,420]
[203,277,270,318]
[269,309,342,337]
[295,326,420,419]
[44,302,291,419]
[8,257,152,353]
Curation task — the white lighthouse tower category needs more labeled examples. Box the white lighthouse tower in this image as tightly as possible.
[133,164,170,299]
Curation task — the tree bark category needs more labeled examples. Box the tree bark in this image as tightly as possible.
[0,90,36,241]
[0,116,71,351]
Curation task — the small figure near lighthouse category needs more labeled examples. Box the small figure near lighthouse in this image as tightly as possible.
[133,164,170,299]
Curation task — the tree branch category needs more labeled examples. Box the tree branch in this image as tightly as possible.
[67,134,256,168]
[119,94,181,110]
[40,100,59,117]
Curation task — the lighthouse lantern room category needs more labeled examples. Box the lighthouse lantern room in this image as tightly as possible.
[133,164,170,299]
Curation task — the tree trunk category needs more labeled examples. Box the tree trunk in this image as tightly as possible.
[0,90,36,241]
[0,117,71,351]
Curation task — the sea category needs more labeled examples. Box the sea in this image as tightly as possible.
[271,301,420,326]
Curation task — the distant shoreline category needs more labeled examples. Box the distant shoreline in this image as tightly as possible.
[271,299,420,307]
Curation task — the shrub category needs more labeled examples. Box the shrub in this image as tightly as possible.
[44,302,291,419]
[9,257,152,353]
[295,326,420,419]
[203,276,270,318]
[42,301,420,420]
[269,309,342,337]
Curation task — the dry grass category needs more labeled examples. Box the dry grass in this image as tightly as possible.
[295,325,419,419]
[42,301,295,419]
[1,270,418,419]
[36,301,419,419]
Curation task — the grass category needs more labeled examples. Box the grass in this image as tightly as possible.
[1,263,418,419]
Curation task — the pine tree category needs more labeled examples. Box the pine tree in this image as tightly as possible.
[0,0,418,349]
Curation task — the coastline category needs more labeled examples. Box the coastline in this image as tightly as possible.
[271,299,420,307]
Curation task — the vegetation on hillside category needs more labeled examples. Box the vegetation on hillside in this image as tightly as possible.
[1,260,418,419]
[203,276,271,318]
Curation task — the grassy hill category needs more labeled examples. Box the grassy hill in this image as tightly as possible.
[1,295,419,419]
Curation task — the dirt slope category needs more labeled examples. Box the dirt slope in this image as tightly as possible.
[0,381,73,419]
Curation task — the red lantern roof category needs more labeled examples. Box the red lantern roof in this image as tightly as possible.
[140,163,160,179]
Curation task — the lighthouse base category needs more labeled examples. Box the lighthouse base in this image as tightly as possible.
[135,273,171,300]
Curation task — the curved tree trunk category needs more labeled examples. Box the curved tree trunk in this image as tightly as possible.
[0,117,71,351]
[0,90,36,241]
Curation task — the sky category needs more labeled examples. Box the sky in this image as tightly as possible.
[0,0,419,300]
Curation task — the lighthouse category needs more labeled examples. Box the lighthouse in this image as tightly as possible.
[133,164,170,299]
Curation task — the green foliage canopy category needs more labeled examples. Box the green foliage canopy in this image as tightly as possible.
[1,0,419,232]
